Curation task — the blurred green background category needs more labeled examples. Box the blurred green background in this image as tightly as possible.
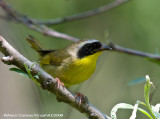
[0,0,160,119]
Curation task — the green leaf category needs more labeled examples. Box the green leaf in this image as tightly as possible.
[144,75,151,106]
[10,64,41,87]
[144,75,156,119]
[24,63,41,86]
[9,68,30,78]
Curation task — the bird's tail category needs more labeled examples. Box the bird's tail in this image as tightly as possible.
[26,35,44,55]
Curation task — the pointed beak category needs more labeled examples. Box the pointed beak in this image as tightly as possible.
[100,45,112,51]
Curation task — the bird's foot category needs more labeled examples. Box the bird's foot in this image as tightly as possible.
[55,77,64,89]
[75,92,88,106]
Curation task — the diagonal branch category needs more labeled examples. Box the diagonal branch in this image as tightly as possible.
[0,0,79,42]
[0,36,111,119]
[36,0,130,25]
[0,0,130,41]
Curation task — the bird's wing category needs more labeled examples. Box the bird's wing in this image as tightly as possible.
[39,49,70,66]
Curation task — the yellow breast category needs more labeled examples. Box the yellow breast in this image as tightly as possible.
[61,51,103,86]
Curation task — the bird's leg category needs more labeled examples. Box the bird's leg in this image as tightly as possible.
[75,92,88,106]
[55,77,64,89]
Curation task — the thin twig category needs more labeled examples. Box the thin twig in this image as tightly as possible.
[36,0,130,25]
[109,43,160,60]
[0,36,111,119]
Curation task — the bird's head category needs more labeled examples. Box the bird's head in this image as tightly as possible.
[68,39,111,59]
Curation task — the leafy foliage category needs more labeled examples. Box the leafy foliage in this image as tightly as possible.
[111,75,160,119]
[10,62,41,86]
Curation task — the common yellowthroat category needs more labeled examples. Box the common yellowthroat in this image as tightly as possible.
[26,36,111,87]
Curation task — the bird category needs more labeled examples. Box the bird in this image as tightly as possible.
[26,36,111,87]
